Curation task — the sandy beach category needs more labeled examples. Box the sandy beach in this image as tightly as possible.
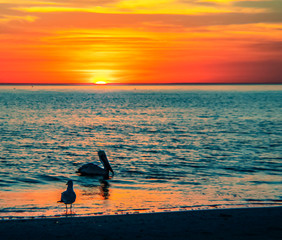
[0,207,281,240]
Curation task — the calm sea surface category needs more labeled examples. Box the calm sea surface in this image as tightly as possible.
[0,85,281,219]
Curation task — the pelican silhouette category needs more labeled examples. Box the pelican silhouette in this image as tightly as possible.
[58,180,76,212]
[77,150,114,177]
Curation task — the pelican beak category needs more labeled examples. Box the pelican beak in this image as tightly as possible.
[109,167,114,174]
[98,150,114,174]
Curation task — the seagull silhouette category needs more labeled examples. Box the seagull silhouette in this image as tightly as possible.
[58,180,76,213]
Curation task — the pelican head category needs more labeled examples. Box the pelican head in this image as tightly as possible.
[98,150,114,175]
[66,180,73,186]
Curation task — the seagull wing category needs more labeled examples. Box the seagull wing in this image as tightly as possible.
[57,190,67,203]
[61,190,76,204]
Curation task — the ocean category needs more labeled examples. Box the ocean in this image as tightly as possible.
[0,85,281,219]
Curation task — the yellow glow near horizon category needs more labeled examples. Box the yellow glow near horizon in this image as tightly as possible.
[89,69,116,85]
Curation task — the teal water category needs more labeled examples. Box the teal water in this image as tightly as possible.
[0,85,281,218]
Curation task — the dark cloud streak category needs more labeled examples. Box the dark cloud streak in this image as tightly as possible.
[248,40,282,53]
[234,0,282,13]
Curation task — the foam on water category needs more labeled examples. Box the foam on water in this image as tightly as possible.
[0,85,281,218]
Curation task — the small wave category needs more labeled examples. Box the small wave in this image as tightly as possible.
[249,181,282,185]
[37,174,62,182]
[122,170,145,175]
[246,199,282,202]
[223,167,256,173]
[0,179,17,184]
[0,207,49,213]
[177,181,201,185]
[17,177,43,184]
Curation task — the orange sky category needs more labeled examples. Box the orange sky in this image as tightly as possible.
[0,0,282,84]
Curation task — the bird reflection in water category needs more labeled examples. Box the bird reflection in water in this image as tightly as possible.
[99,180,110,199]
[81,179,111,200]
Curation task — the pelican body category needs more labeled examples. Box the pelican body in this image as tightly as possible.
[77,150,114,177]
[58,180,76,211]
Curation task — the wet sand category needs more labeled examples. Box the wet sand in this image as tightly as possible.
[0,207,281,240]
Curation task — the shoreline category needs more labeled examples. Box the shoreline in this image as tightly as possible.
[1,206,281,240]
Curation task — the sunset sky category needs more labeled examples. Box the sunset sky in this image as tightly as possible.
[0,0,281,85]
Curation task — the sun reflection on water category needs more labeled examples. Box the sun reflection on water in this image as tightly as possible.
[1,180,279,219]
[0,182,210,218]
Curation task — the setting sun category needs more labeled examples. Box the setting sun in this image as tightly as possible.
[95,81,107,85]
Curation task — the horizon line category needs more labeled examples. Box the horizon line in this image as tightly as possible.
[0,82,281,86]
